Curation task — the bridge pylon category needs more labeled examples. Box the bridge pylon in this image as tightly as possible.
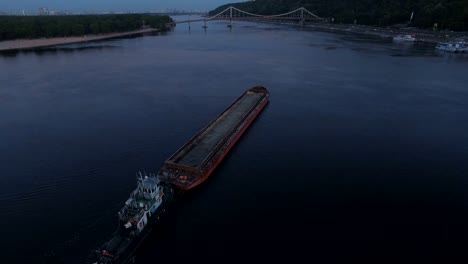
[229,6,233,29]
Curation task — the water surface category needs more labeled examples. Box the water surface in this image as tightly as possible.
[1,17,468,263]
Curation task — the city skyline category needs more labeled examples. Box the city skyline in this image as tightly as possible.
[0,0,233,13]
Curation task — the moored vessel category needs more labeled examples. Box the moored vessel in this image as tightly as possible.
[435,41,467,53]
[393,34,416,42]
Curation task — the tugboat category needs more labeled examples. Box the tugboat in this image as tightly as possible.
[92,172,174,264]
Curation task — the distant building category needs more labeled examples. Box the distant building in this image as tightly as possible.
[38,7,50,15]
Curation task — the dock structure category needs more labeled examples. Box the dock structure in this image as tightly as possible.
[158,86,269,190]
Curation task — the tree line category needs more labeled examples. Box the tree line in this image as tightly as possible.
[0,14,172,41]
[210,0,468,31]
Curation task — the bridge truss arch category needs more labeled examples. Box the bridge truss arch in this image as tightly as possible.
[207,6,323,21]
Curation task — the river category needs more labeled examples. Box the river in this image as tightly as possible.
[1,16,468,263]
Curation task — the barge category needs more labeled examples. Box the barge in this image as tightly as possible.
[158,86,269,190]
[92,86,269,263]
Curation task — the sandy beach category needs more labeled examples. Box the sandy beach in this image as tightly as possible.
[0,28,159,52]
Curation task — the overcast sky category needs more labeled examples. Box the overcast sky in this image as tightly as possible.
[1,0,235,13]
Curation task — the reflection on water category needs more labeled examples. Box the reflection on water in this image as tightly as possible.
[0,31,166,57]
[0,44,119,57]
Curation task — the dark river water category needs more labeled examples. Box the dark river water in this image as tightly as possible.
[1,16,468,263]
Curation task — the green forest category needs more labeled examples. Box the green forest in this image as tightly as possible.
[210,0,468,31]
[0,14,172,41]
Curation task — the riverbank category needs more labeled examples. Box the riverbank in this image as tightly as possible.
[0,28,160,52]
[304,23,468,44]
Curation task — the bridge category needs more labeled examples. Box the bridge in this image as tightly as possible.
[167,6,324,28]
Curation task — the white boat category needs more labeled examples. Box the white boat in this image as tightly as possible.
[457,40,468,52]
[393,34,416,42]
[435,41,467,53]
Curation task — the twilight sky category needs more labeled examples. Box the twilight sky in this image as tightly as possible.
[1,0,235,13]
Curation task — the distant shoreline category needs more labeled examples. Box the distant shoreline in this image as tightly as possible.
[2,22,466,52]
[303,23,468,44]
[243,19,467,44]
[0,28,160,52]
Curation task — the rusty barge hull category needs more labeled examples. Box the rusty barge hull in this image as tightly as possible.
[158,86,269,190]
